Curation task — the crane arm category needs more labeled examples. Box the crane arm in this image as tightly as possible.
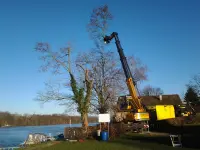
[104,32,144,112]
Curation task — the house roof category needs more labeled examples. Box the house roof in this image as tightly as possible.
[140,94,182,106]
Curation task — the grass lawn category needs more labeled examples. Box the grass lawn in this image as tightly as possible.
[19,133,197,150]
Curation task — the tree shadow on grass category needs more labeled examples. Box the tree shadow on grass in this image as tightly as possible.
[109,136,172,150]
[109,133,199,150]
[150,122,200,149]
[181,134,200,149]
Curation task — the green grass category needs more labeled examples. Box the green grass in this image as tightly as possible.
[19,133,197,150]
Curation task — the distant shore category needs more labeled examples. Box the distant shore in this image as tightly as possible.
[0,112,97,127]
[0,122,98,128]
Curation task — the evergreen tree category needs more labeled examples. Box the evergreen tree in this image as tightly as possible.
[184,86,199,104]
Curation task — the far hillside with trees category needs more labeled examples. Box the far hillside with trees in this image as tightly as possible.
[0,111,97,127]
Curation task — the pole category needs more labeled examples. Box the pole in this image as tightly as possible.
[108,122,109,139]
[69,117,71,128]
[147,121,149,133]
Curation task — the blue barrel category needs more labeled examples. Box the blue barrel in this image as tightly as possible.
[101,131,108,141]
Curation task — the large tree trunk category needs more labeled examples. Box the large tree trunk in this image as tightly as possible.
[81,112,89,131]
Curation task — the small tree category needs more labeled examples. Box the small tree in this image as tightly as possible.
[184,86,199,104]
[141,85,164,96]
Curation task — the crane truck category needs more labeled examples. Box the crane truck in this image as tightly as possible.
[103,32,195,128]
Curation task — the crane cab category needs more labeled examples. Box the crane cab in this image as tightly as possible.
[116,95,150,122]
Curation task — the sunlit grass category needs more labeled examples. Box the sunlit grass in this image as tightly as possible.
[19,133,197,150]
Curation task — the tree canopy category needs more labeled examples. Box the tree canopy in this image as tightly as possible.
[188,73,200,96]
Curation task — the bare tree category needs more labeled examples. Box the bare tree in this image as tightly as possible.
[86,5,148,114]
[35,43,93,131]
[85,5,147,113]
[141,85,164,96]
[76,49,148,114]
[87,4,113,46]
[188,73,200,96]
[76,50,122,113]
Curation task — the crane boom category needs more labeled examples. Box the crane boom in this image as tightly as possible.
[104,32,146,114]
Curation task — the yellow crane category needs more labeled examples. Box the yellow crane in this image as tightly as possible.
[103,32,194,125]
[104,32,150,122]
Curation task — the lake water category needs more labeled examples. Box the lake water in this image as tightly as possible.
[0,123,97,148]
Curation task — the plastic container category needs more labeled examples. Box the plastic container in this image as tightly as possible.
[97,130,101,136]
[100,131,108,141]
[96,130,101,141]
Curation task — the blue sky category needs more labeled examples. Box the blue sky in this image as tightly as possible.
[0,0,200,114]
